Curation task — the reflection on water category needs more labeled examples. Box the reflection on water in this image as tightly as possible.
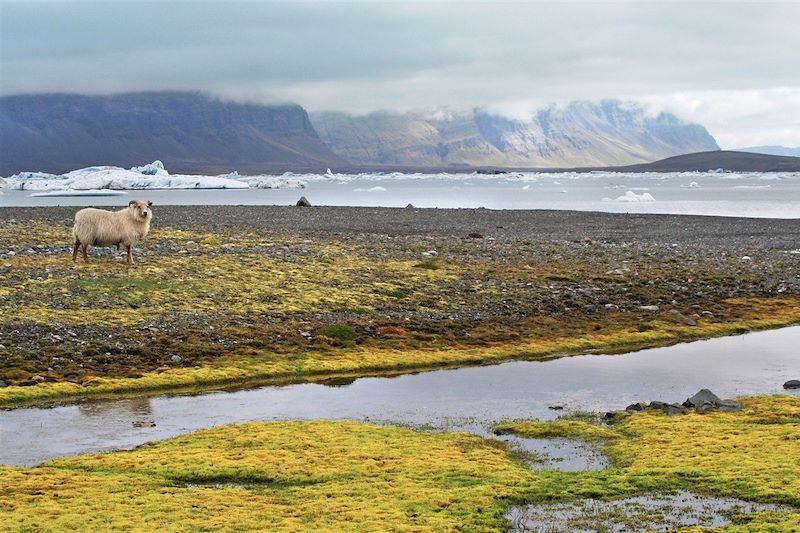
[77,398,153,419]
[1,326,799,466]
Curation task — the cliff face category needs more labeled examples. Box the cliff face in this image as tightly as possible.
[0,92,344,175]
[311,100,719,168]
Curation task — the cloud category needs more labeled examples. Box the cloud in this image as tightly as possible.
[1,1,799,147]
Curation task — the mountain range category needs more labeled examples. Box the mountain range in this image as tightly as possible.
[311,101,719,168]
[0,92,726,174]
[0,92,343,175]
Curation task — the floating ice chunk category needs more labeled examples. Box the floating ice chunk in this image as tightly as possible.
[733,185,771,189]
[522,184,531,190]
[130,160,167,176]
[609,191,656,202]
[680,181,700,188]
[243,176,306,189]
[354,186,387,192]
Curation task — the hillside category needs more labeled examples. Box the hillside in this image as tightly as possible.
[311,101,719,168]
[0,92,344,175]
[610,150,800,173]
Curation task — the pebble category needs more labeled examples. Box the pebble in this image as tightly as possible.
[638,305,659,312]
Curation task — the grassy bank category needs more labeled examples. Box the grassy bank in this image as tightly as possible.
[2,218,799,408]
[3,395,799,531]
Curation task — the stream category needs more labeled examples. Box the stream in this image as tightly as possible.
[1,326,798,467]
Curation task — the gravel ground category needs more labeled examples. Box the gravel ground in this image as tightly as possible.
[1,205,798,249]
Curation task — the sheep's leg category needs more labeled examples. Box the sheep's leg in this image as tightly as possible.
[126,244,134,265]
[82,244,89,262]
[72,240,81,262]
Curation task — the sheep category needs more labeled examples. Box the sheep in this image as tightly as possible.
[72,200,153,265]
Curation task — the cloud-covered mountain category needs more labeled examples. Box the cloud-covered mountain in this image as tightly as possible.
[311,100,719,168]
[0,92,344,175]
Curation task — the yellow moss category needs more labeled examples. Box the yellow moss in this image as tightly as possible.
[1,421,533,532]
[0,242,455,326]
[606,395,800,505]
[494,419,620,441]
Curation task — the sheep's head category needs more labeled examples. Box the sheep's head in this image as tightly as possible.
[128,200,153,221]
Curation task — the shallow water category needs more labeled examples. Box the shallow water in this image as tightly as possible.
[1,327,798,466]
[507,490,790,532]
[3,171,800,217]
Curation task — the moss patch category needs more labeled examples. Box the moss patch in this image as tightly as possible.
[0,421,532,532]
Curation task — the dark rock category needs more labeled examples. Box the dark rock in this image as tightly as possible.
[695,401,717,413]
[717,400,743,412]
[683,317,698,326]
[132,421,157,428]
[405,203,415,209]
[467,232,484,239]
[664,404,686,416]
[625,402,645,412]
[0,379,6,387]
[783,379,800,390]
[603,411,616,420]
[548,405,564,411]
[648,401,668,410]
[683,389,722,408]
[296,196,311,207]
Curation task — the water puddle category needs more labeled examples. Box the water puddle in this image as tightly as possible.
[507,490,790,532]
[1,326,798,466]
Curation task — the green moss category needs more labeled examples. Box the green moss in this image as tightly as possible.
[318,324,357,341]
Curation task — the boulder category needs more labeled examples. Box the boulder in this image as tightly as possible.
[0,379,6,387]
[664,404,686,416]
[648,401,668,410]
[683,389,722,408]
[625,402,645,412]
[783,379,800,390]
[296,196,311,207]
[405,203,415,209]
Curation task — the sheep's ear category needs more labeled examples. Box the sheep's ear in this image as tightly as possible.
[128,200,136,207]
[147,201,153,207]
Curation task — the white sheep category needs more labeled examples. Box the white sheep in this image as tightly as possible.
[72,200,153,265]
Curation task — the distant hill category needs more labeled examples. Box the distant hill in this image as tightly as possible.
[734,146,800,158]
[311,100,719,168]
[0,92,344,175]
[606,150,800,173]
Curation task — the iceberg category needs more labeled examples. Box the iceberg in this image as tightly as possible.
[603,191,656,203]
[3,161,305,191]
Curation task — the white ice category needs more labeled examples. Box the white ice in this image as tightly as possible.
[603,191,656,203]
[5,162,306,192]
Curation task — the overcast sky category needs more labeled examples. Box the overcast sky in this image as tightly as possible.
[2,1,799,148]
